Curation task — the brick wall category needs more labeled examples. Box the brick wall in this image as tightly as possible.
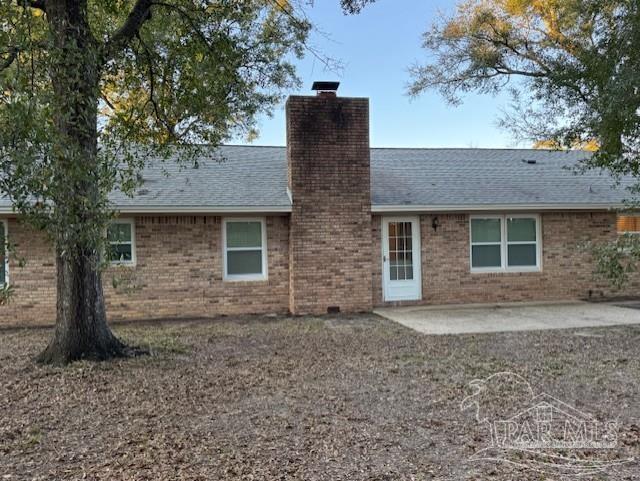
[0,215,290,326]
[287,95,373,314]
[1,218,57,325]
[372,212,635,306]
[1,210,637,326]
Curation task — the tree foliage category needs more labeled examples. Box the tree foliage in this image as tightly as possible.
[410,0,640,289]
[0,0,308,253]
[339,0,376,14]
[410,0,640,178]
[590,233,640,288]
[0,0,309,363]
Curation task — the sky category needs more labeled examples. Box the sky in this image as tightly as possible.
[231,0,526,149]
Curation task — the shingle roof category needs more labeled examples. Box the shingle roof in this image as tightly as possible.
[0,145,633,212]
[110,145,290,211]
[0,145,290,213]
[370,148,631,209]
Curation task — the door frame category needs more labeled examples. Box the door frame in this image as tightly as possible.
[381,216,423,302]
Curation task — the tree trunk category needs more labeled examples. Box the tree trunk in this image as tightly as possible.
[37,0,128,364]
[37,251,126,365]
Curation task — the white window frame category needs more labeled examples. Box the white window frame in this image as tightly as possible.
[223,217,268,282]
[469,215,503,272]
[470,214,542,273]
[0,219,8,286]
[107,218,136,266]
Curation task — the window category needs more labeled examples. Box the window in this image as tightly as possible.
[506,217,538,267]
[388,221,414,281]
[0,220,7,286]
[617,215,640,234]
[470,215,540,272]
[470,217,502,269]
[223,218,267,281]
[107,220,136,265]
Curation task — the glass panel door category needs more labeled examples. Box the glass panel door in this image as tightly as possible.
[383,217,422,302]
[388,221,414,281]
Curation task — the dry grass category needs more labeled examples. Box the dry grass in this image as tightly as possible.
[1,314,639,480]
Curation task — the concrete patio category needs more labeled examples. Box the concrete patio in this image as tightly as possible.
[374,301,640,335]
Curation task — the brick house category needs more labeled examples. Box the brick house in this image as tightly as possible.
[0,83,636,325]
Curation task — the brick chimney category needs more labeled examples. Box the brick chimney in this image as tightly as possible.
[286,83,373,315]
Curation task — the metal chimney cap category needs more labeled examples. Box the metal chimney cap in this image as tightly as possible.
[311,81,340,92]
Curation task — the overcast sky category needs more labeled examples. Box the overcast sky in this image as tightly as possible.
[231,0,528,149]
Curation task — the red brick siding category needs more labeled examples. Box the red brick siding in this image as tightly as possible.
[0,215,289,326]
[2,210,636,326]
[372,212,634,306]
[1,219,57,325]
[287,95,373,314]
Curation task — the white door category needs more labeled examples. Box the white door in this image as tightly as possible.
[382,217,422,302]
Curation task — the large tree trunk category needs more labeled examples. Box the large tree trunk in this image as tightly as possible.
[37,0,128,364]
[37,251,126,365]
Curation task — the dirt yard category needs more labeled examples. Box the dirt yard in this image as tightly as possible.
[1,314,639,480]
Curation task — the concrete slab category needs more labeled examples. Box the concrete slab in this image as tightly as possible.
[374,301,640,335]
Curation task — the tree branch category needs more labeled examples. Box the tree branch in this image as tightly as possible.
[135,33,176,139]
[467,30,591,103]
[104,0,153,60]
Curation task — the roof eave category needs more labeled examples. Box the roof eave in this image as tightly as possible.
[0,205,293,215]
[371,203,626,213]
[0,203,628,215]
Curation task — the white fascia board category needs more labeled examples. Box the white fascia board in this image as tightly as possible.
[0,202,627,215]
[371,203,626,213]
[116,205,292,214]
[0,205,292,215]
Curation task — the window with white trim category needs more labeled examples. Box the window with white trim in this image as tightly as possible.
[223,218,267,281]
[107,220,136,265]
[470,217,502,269]
[470,215,540,272]
[0,220,7,286]
[506,217,538,267]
